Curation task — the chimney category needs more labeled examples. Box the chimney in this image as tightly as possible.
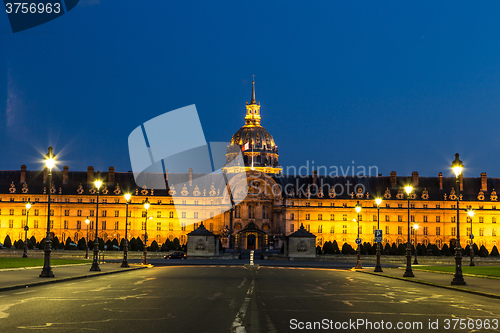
[313,170,318,185]
[390,171,397,188]
[63,166,69,184]
[43,167,48,183]
[87,166,94,184]
[108,167,115,184]
[481,172,487,192]
[188,168,193,186]
[20,165,26,183]
[459,173,463,192]
[412,171,419,187]
[438,172,443,189]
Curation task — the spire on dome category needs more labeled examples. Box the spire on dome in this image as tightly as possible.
[245,75,261,126]
[250,75,256,104]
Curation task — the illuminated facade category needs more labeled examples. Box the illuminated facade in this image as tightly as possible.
[0,83,499,252]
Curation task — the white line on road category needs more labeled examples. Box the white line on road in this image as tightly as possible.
[232,279,255,333]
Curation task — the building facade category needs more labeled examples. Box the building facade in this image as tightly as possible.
[0,83,499,252]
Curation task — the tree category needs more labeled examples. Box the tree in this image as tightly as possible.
[98,238,105,251]
[479,245,489,257]
[150,240,159,252]
[316,245,322,255]
[130,237,138,251]
[105,239,113,250]
[441,244,452,256]
[391,243,398,255]
[397,243,406,255]
[359,244,367,255]
[416,244,425,256]
[30,236,37,247]
[77,237,86,250]
[322,241,333,255]
[4,235,12,248]
[341,242,355,254]
[173,237,181,251]
[137,238,144,251]
[64,237,73,250]
[472,243,480,255]
[52,236,60,250]
[332,240,340,254]
[112,238,119,250]
[384,243,391,255]
[15,239,24,249]
[490,245,499,256]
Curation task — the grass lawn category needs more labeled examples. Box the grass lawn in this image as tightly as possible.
[0,258,87,269]
[414,265,500,278]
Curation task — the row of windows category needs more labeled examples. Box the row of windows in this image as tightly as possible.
[291,223,498,237]
[290,201,497,210]
[294,213,497,224]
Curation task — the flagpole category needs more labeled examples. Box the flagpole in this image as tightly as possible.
[251,140,254,170]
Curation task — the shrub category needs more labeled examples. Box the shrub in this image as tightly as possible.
[52,236,60,250]
[150,240,159,252]
[332,240,340,254]
[441,244,452,256]
[130,237,138,251]
[479,245,489,257]
[77,237,86,250]
[490,245,499,256]
[4,235,12,248]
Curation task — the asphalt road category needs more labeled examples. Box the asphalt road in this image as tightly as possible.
[0,266,499,332]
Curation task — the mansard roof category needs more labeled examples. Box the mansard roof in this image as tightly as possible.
[1,168,499,202]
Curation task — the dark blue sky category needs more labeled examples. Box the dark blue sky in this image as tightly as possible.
[1,1,500,177]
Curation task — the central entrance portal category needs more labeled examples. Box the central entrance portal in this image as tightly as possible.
[247,234,256,250]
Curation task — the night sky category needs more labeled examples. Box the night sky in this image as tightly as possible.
[2,1,500,178]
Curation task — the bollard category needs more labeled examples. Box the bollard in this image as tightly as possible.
[250,250,254,266]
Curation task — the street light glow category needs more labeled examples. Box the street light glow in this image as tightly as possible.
[375,198,382,206]
[85,217,90,225]
[124,193,131,202]
[25,202,32,210]
[413,223,419,230]
[468,210,475,218]
[144,198,150,210]
[94,180,103,189]
[404,185,413,195]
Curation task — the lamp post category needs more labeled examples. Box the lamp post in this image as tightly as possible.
[451,153,466,285]
[90,174,103,272]
[142,197,150,265]
[23,200,32,258]
[355,201,362,269]
[403,185,414,277]
[40,146,56,278]
[121,193,131,268]
[374,198,383,272]
[468,210,475,266]
[413,223,419,264]
[85,217,90,259]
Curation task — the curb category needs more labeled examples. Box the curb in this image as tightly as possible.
[0,265,148,293]
[358,270,500,300]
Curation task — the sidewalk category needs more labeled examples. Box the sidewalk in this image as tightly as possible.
[0,263,147,292]
[360,267,500,299]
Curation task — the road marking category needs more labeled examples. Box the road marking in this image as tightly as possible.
[237,277,247,289]
[232,279,255,333]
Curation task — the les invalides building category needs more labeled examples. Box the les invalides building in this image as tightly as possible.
[0,82,499,253]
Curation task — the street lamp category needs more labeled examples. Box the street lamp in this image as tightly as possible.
[121,193,131,268]
[451,153,466,285]
[355,201,362,269]
[142,197,150,265]
[413,223,419,264]
[468,209,475,266]
[23,200,32,258]
[90,174,103,272]
[40,146,56,278]
[403,185,414,277]
[374,198,383,272]
[85,217,90,259]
